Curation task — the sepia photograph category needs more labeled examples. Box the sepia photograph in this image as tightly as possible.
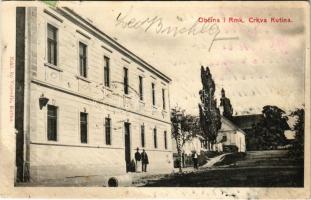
[0,0,310,199]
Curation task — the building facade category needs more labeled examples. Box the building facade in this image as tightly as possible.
[15,7,173,182]
[216,117,246,152]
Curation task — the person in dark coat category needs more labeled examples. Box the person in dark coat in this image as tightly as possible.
[141,149,149,172]
[192,151,199,169]
[134,147,142,172]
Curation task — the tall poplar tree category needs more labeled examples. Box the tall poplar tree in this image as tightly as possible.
[198,66,222,150]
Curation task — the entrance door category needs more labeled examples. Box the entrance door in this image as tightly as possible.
[124,122,131,172]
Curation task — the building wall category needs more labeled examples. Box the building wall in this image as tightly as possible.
[235,131,246,152]
[24,7,173,182]
[217,117,246,152]
[218,131,246,152]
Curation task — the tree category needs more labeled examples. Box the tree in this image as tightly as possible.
[171,107,189,170]
[198,66,221,150]
[171,107,201,169]
[251,105,289,150]
[289,108,304,158]
[181,115,201,135]
[220,88,233,119]
[171,107,199,153]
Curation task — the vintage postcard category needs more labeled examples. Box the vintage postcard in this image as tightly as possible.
[0,0,310,199]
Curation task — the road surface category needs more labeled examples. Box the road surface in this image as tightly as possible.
[141,150,303,187]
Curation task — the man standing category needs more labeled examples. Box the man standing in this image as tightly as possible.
[192,151,199,169]
[141,149,149,172]
[134,147,142,172]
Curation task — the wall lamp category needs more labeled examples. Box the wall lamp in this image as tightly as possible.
[39,93,49,109]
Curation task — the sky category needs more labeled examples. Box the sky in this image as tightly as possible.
[65,1,306,116]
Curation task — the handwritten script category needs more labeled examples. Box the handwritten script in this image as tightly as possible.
[115,11,238,51]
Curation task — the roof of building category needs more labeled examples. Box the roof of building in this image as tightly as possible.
[54,7,172,83]
[231,114,263,130]
[232,113,291,131]
[219,116,246,135]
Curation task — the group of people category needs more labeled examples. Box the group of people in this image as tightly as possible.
[134,147,149,173]
[134,147,199,172]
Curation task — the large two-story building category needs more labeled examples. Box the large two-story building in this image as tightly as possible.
[15,6,173,182]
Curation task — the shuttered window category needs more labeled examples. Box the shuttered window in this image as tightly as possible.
[47,105,57,141]
[105,117,111,145]
[164,131,167,149]
[152,83,155,106]
[141,124,145,147]
[153,128,157,148]
[104,56,110,87]
[162,88,166,110]
[80,112,88,143]
[139,76,143,100]
[124,67,129,94]
[47,24,57,66]
[79,42,87,78]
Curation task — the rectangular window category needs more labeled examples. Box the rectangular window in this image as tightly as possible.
[47,105,57,141]
[47,24,57,66]
[141,124,145,147]
[153,127,157,148]
[152,83,155,106]
[104,56,110,87]
[162,88,166,110]
[79,42,87,78]
[139,76,143,101]
[105,117,111,145]
[123,67,129,94]
[164,131,167,149]
[80,112,88,143]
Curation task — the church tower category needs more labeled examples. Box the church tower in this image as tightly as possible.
[220,88,233,119]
